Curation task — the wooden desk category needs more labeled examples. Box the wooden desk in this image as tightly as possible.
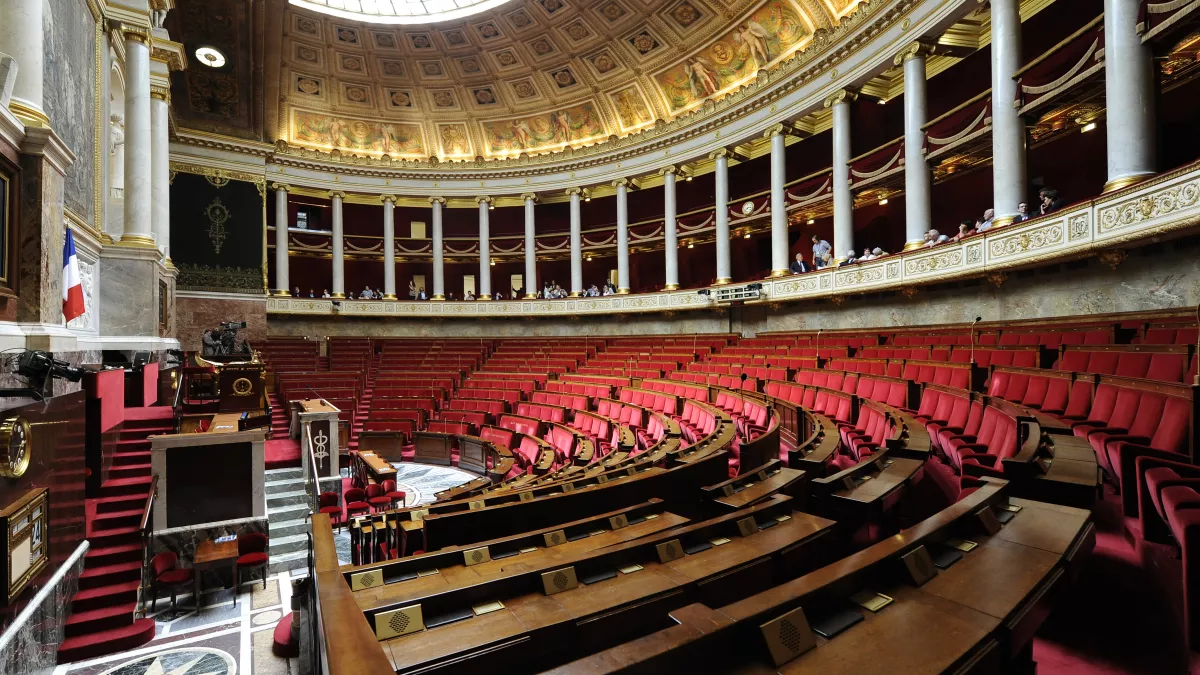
[358,451,397,481]
[832,457,924,503]
[207,413,243,433]
[715,467,806,511]
[193,538,239,608]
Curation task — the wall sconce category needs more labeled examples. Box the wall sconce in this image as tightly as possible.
[807,218,815,225]
[1081,122,1096,133]
[879,198,888,205]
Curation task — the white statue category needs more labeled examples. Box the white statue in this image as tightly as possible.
[150,8,168,29]
[109,114,125,199]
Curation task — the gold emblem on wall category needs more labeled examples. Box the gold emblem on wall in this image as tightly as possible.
[231,377,254,396]
[205,197,231,254]
[0,417,32,479]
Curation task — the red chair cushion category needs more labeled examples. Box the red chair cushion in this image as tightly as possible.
[368,496,392,507]
[273,612,299,658]
[237,552,269,567]
[157,568,193,585]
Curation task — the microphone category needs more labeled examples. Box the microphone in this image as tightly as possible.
[970,316,982,365]
[816,329,822,357]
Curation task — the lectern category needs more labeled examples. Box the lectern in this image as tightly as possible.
[295,400,343,496]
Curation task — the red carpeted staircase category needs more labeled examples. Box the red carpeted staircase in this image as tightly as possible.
[57,409,173,664]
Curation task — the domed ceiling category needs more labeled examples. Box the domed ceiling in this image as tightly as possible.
[277,0,863,161]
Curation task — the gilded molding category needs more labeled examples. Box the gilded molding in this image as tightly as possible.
[121,25,152,45]
[823,88,859,108]
[565,187,582,197]
[380,194,397,203]
[328,190,346,200]
[150,85,171,102]
[429,196,447,205]
[893,39,937,66]
[170,162,266,187]
[476,195,493,204]
[611,179,629,189]
[271,182,291,192]
[520,193,539,202]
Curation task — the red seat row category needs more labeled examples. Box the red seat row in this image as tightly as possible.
[529,390,588,411]
[515,401,567,424]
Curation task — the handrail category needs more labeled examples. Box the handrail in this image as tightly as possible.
[138,474,160,618]
[303,421,322,516]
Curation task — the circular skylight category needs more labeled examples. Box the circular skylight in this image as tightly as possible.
[195,47,227,68]
[289,0,515,24]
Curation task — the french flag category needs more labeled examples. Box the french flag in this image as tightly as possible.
[62,229,85,323]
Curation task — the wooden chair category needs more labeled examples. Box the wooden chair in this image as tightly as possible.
[236,533,269,590]
[150,551,193,611]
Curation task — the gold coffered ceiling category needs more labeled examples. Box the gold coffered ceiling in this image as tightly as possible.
[277,0,862,161]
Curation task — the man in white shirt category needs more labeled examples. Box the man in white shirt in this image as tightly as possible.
[811,235,832,269]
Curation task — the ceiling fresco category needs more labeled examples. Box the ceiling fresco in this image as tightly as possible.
[276,0,863,160]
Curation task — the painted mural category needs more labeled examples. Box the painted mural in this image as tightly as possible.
[291,110,426,156]
[482,101,606,155]
[609,85,653,131]
[437,123,473,157]
[654,0,813,113]
[43,0,98,225]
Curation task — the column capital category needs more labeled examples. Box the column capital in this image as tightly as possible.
[565,187,582,197]
[823,88,858,108]
[150,85,171,102]
[475,195,492,204]
[121,25,153,46]
[429,196,446,205]
[271,182,291,192]
[612,178,629,189]
[380,194,397,204]
[708,148,731,161]
[520,193,539,203]
[328,190,346,200]
[660,165,678,177]
[763,122,794,139]
[894,40,937,66]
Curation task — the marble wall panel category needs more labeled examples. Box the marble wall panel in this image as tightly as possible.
[175,295,268,351]
[99,257,163,336]
[43,0,97,225]
[0,543,85,675]
[17,156,64,324]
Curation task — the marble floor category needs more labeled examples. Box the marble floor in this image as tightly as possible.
[54,463,476,675]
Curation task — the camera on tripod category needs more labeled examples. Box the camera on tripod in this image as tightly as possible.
[203,320,251,356]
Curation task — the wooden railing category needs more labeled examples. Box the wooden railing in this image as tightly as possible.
[137,474,159,618]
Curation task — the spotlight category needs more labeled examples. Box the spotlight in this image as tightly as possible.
[586,256,592,262]
[743,232,751,239]
[1081,122,1096,133]
[195,46,227,68]
[584,196,591,202]
[879,198,888,205]
[685,174,693,182]
[687,242,694,249]
[807,218,815,225]
[488,204,495,210]
[490,260,495,266]
[877,98,888,105]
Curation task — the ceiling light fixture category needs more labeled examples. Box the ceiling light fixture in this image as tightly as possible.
[195,46,226,68]
[877,98,887,105]
[1081,122,1096,133]
[743,232,751,239]
[489,260,495,266]
[687,242,694,249]
[807,218,815,225]
[488,203,494,210]
[685,174,693,182]
[879,198,889,205]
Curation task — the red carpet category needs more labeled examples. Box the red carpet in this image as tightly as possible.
[1031,486,1200,674]
[266,438,302,469]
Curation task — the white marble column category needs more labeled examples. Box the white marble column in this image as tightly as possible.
[0,0,46,122]
[122,30,154,245]
[477,197,492,300]
[430,197,446,300]
[898,43,933,249]
[272,184,290,295]
[330,191,346,298]
[711,149,732,285]
[150,88,171,260]
[826,89,856,262]
[521,193,537,298]
[663,167,679,290]
[381,195,397,299]
[767,126,789,277]
[1103,0,1156,192]
[567,188,583,296]
[991,0,1026,224]
[614,179,630,294]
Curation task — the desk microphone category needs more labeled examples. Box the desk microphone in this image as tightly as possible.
[969,316,982,365]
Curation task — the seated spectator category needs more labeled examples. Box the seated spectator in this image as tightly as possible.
[871,247,888,258]
[789,253,811,274]
[951,219,975,242]
[811,235,833,269]
[360,286,374,299]
[923,229,949,247]
[321,289,331,298]
[588,284,601,296]
[493,291,504,300]
[464,290,475,301]
[977,209,995,232]
[447,291,456,301]
[840,250,857,266]
[292,286,300,297]
[1014,201,1031,223]
[308,288,315,298]
[418,287,428,300]
[1039,188,1063,215]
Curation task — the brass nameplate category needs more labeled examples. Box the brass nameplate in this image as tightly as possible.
[350,570,383,590]
[609,514,629,530]
[644,513,659,520]
[463,546,491,566]
[589,529,606,537]
[541,567,579,596]
[775,514,792,522]
[656,539,684,563]
[736,517,760,537]
[1000,503,1022,513]
[596,474,608,484]
[374,604,424,640]
[518,491,534,502]
[901,546,938,586]
[561,483,575,493]
[945,538,978,552]
[710,537,731,546]
[976,507,1003,535]
[850,590,894,613]
[519,546,537,554]
[410,509,429,523]
[472,600,505,616]
[544,529,567,547]
[760,606,816,666]
[618,563,644,574]
[416,569,439,577]
[468,499,485,510]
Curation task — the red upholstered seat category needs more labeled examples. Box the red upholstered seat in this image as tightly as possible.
[157,568,192,585]
[237,552,269,566]
[150,550,193,610]
[273,612,300,659]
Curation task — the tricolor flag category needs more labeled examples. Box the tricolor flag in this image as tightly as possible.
[62,229,85,323]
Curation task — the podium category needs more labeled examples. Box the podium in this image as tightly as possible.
[217,363,266,412]
[150,423,266,531]
[295,399,341,481]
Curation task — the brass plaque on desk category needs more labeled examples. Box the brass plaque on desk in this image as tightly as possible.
[595,474,608,484]
[608,514,628,530]
[463,546,491,566]
[468,499,485,511]
[736,517,760,537]
[410,509,429,523]
[351,569,383,590]
[541,567,578,596]
[760,606,817,666]
[472,600,505,616]
[518,491,534,502]
[850,590,894,613]
[544,529,567,547]
[656,539,684,563]
[375,604,425,640]
[561,483,575,493]
[901,545,938,586]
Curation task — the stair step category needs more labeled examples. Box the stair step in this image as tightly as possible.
[86,542,142,567]
[269,533,310,556]
[79,561,141,589]
[99,476,153,497]
[71,580,140,613]
[270,518,310,539]
[268,503,311,520]
[107,464,152,480]
[85,526,141,548]
[89,509,143,533]
[57,618,155,664]
[64,603,135,637]
[265,477,306,494]
[268,550,310,576]
[266,490,310,507]
[92,493,148,514]
[110,451,151,467]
